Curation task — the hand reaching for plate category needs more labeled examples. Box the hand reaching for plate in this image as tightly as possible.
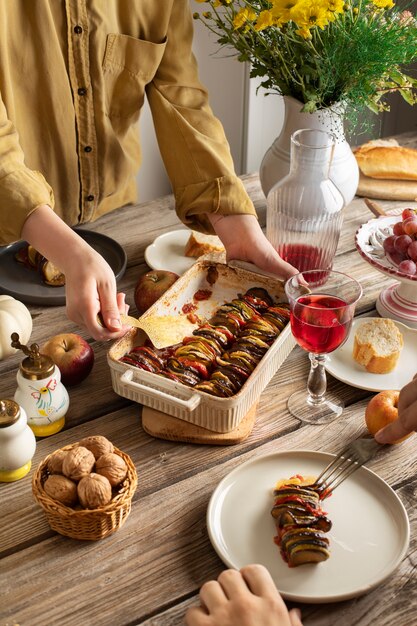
[184,564,303,626]
[209,214,298,281]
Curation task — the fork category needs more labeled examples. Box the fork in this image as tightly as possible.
[314,436,385,498]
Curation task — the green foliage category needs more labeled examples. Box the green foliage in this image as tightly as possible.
[194,0,417,125]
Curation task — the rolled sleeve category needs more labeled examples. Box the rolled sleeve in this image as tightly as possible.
[175,175,257,234]
[0,96,54,245]
[0,169,54,244]
[146,0,256,234]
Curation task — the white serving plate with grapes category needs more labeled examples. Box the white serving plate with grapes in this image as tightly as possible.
[355,214,417,328]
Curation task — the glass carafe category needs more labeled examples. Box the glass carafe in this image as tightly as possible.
[266,129,344,273]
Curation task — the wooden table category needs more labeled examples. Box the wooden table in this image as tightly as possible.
[1,134,417,626]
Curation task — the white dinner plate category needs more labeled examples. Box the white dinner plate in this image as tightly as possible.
[325,317,417,391]
[207,450,409,603]
[144,230,195,275]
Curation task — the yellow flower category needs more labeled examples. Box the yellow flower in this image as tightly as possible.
[290,0,330,30]
[254,10,274,31]
[271,0,299,26]
[233,7,256,29]
[326,0,345,21]
[372,0,395,8]
[295,25,313,38]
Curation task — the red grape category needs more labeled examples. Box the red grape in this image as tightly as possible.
[383,235,397,254]
[402,217,417,237]
[394,234,413,254]
[402,208,417,221]
[407,240,417,262]
[398,259,417,276]
[393,221,406,236]
[389,250,406,266]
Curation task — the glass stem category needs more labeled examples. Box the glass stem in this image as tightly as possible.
[306,353,327,405]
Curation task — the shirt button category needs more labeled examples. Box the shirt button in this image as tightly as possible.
[74,25,83,34]
[84,146,92,153]
[78,87,87,96]
[86,195,95,202]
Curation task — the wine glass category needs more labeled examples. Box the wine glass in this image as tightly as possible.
[285,270,362,424]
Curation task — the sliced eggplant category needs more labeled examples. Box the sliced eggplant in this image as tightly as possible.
[287,543,330,566]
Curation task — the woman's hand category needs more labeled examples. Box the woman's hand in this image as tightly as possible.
[21,204,129,340]
[63,245,129,340]
[209,214,298,281]
[185,564,303,626]
[375,373,417,444]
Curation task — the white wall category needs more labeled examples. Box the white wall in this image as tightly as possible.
[245,78,284,174]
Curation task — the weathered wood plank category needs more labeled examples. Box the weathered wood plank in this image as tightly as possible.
[1,406,415,626]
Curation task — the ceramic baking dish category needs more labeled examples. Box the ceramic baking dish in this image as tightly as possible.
[107,260,295,432]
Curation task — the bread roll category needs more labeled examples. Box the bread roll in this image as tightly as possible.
[184,231,225,258]
[353,318,404,374]
[354,139,417,181]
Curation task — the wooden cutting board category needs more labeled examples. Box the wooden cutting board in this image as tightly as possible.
[142,403,258,445]
[356,173,417,201]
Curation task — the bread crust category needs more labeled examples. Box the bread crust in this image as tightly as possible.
[184,231,224,258]
[352,338,401,374]
[354,145,417,181]
[352,318,404,374]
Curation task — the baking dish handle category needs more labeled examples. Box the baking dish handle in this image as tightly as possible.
[228,259,284,281]
[119,370,201,411]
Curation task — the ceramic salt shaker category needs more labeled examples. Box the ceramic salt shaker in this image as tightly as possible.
[11,333,69,437]
[0,399,36,482]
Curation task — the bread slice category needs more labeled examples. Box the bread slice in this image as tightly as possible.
[184,231,224,258]
[354,139,417,181]
[353,318,404,374]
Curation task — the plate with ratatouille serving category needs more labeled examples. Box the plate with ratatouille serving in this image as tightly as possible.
[207,450,409,604]
[0,228,127,306]
[325,317,417,392]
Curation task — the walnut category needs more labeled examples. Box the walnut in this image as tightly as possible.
[62,446,95,481]
[44,474,78,507]
[95,452,128,486]
[77,473,112,509]
[78,435,114,460]
[47,449,67,474]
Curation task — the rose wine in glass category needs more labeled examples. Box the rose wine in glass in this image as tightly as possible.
[285,270,362,424]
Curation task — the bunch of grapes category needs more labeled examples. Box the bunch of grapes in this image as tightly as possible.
[383,208,417,276]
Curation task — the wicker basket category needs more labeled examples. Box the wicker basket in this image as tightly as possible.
[32,443,138,541]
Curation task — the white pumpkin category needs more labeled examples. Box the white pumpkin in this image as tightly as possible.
[0,295,33,360]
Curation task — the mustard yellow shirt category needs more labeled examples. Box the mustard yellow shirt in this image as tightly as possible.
[0,0,256,246]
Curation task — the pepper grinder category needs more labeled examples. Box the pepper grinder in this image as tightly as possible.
[0,399,36,482]
[11,333,69,437]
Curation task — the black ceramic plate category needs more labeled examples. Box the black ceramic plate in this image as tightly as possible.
[0,228,127,306]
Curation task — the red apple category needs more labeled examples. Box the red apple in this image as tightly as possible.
[134,270,179,314]
[41,333,95,386]
[365,390,411,444]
